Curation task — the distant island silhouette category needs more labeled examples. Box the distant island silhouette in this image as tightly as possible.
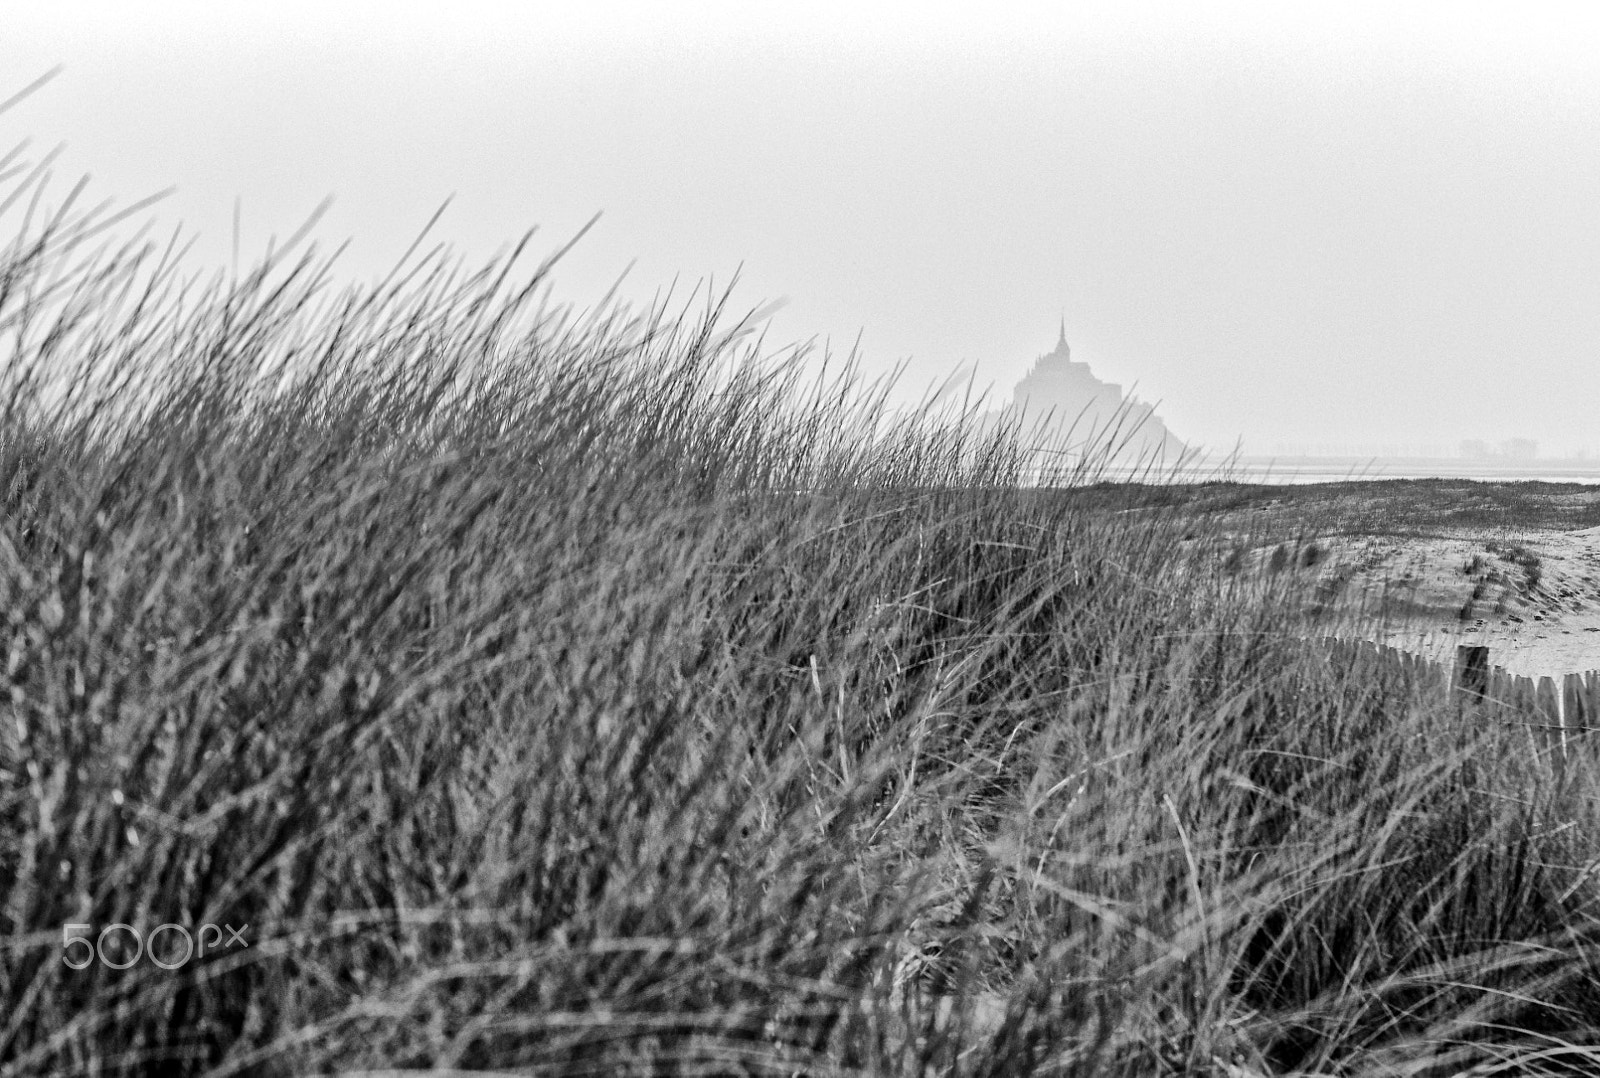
[984,322,1186,466]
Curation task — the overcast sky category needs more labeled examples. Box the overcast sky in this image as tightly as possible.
[5,2,1600,457]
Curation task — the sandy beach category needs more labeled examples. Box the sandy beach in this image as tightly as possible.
[1269,524,1600,678]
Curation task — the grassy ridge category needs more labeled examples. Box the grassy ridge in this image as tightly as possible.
[3,117,1600,1076]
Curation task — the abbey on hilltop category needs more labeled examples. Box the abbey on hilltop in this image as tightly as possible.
[994,321,1186,463]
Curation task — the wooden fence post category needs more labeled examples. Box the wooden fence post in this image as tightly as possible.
[1563,673,1585,762]
[1454,645,1490,706]
[1563,673,1584,720]
[1510,675,1535,758]
[1535,676,1566,783]
[1492,666,1511,709]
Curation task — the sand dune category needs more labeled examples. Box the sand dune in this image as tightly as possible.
[1243,525,1600,678]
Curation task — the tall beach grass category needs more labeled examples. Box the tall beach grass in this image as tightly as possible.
[3,90,1600,1076]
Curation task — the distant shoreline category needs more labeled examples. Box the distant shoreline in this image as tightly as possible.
[1201,455,1600,485]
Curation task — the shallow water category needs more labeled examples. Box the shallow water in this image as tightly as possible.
[1214,458,1600,486]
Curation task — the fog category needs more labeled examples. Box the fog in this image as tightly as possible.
[5,1,1599,457]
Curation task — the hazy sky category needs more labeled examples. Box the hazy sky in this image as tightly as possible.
[5,2,1600,456]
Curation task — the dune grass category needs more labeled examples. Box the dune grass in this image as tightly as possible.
[3,107,1600,1078]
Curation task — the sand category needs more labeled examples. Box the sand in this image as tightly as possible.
[1256,525,1600,678]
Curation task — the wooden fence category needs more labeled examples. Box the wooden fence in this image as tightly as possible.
[1321,637,1600,777]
